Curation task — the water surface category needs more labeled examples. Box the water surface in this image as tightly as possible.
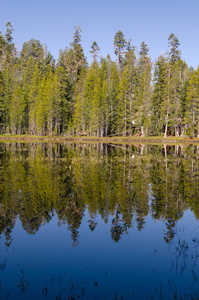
[0,142,199,299]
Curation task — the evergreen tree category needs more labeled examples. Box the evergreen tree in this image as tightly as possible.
[152,55,168,135]
[2,66,12,132]
[162,34,188,137]
[135,42,152,136]
[20,39,53,75]
[74,67,87,135]
[113,30,126,81]
[0,31,6,70]
[28,63,40,134]
[108,60,120,135]
[55,66,72,134]
[117,66,132,136]
[4,22,16,68]
[35,76,46,135]
[10,84,25,134]
[168,33,181,64]
[90,41,100,64]
[70,26,87,82]
[185,66,199,137]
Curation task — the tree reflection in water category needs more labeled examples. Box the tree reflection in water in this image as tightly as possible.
[0,142,198,247]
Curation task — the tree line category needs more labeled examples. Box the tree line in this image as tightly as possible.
[0,23,198,137]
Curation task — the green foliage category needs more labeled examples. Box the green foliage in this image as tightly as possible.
[1,143,198,245]
[19,39,53,75]
[152,55,168,135]
[113,30,126,80]
[185,66,199,137]
[0,24,197,137]
[90,41,100,64]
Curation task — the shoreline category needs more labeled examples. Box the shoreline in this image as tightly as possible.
[0,134,199,145]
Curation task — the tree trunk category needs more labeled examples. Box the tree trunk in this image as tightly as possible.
[141,125,144,137]
[164,111,168,138]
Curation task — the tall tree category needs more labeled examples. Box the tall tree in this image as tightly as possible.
[113,30,126,81]
[70,26,86,82]
[90,41,100,64]
[117,67,132,136]
[19,39,53,75]
[4,22,16,68]
[168,33,181,64]
[152,55,168,135]
[135,42,152,136]
[185,66,199,137]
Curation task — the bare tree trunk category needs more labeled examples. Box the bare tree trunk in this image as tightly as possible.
[164,111,168,138]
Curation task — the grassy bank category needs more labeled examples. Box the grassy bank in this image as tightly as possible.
[0,134,199,145]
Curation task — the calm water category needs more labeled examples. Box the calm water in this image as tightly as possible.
[0,142,199,299]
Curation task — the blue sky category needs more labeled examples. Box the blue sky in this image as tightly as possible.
[0,0,199,68]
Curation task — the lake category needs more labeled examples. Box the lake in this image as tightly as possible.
[0,142,199,299]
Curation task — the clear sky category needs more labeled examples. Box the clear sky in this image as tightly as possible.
[0,0,199,68]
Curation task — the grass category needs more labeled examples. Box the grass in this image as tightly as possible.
[0,133,199,145]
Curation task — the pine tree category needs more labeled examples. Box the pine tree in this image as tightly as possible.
[90,63,101,136]
[101,79,108,136]
[10,84,25,134]
[74,67,87,135]
[19,39,53,75]
[113,31,126,81]
[4,22,16,68]
[117,66,132,136]
[185,66,199,137]
[70,26,87,82]
[90,42,100,64]
[2,66,12,132]
[0,31,6,71]
[162,34,188,137]
[168,33,181,64]
[22,56,36,131]
[35,77,46,135]
[152,55,168,135]
[81,63,100,135]
[108,60,120,135]
[135,42,152,136]
[45,67,54,136]
[28,63,40,134]
[55,66,73,134]
[53,71,62,135]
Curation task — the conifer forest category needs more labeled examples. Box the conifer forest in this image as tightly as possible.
[0,23,198,138]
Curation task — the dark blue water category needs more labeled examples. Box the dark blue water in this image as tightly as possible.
[0,143,199,299]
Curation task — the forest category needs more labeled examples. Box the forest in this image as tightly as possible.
[0,22,198,137]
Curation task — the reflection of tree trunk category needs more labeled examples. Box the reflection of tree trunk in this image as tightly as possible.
[105,143,107,156]
[164,144,167,159]
[140,144,144,156]
[197,118,199,138]
[165,147,168,214]
[175,145,179,155]
[197,145,199,155]
[197,146,199,186]
[124,147,126,184]
[100,143,103,153]
[181,144,183,155]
